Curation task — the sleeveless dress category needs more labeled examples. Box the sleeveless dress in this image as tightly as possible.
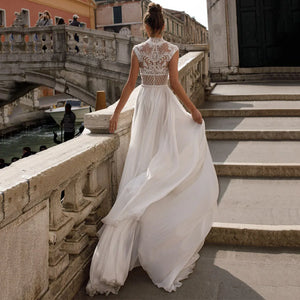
[86,37,219,296]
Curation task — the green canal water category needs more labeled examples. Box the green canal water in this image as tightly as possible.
[0,123,82,164]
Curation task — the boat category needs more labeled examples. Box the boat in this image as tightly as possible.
[45,99,93,125]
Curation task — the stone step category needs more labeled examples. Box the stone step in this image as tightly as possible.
[208,82,300,101]
[200,100,300,117]
[74,245,300,300]
[205,117,300,140]
[208,140,300,177]
[207,177,300,247]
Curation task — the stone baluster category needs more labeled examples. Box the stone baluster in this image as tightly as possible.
[25,32,34,53]
[94,38,103,59]
[41,32,52,53]
[0,34,3,53]
[86,34,95,56]
[48,189,74,280]
[61,174,94,255]
[100,39,106,59]
[67,31,76,54]
[33,32,43,53]
[2,32,12,53]
[84,161,112,238]
[106,38,116,61]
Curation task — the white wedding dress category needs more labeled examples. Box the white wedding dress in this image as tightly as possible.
[86,37,219,296]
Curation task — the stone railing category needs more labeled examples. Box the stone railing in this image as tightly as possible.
[0,134,122,300]
[0,50,208,300]
[0,25,144,64]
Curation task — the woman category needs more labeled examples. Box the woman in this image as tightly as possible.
[86,3,219,296]
[36,10,53,26]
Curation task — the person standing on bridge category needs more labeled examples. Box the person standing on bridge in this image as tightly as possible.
[70,14,81,52]
[86,2,219,296]
[36,11,53,27]
[60,103,76,142]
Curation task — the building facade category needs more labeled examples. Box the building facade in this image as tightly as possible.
[207,0,300,81]
[95,0,208,44]
[0,0,96,28]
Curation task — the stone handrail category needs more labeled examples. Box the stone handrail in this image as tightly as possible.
[0,50,208,300]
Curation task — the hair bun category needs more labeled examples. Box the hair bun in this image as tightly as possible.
[148,3,162,14]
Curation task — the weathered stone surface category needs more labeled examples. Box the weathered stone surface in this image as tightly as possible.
[205,116,300,140]
[0,193,3,223]
[207,223,300,247]
[75,245,300,300]
[200,100,300,117]
[0,200,49,300]
[214,177,300,226]
[1,181,29,227]
[18,134,118,210]
[42,242,95,300]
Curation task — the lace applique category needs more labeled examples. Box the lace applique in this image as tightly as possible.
[133,38,179,86]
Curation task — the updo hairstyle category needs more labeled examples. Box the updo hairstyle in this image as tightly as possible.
[144,3,165,35]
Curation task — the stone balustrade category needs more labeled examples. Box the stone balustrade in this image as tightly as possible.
[0,134,121,300]
[0,25,144,64]
[0,49,208,300]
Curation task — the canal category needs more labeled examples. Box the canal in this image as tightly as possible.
[0,123,82,165]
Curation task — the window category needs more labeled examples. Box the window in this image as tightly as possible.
[176,23,179,35]
[113,6,122,24]
[0,9,5,27]
[166,18,169,31]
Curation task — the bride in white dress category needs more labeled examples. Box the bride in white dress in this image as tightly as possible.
[86,2,219,296]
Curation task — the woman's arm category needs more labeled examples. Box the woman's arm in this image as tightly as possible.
[169,51,202,124]
[109,50,139,133]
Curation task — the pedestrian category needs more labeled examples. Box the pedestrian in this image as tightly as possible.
[36,11,53,27]
[70,14,80,52]
[11,157,19,163]
[57,18,65,25]
[39,145,47,151]
[61,103,76,142]
[22,147,34,158]
[35,10,53,51]
[0,158,9,169]
[70,14,80,27]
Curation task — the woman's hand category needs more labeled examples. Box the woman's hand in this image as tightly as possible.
[109,112,120,133]
[191,109,203,124]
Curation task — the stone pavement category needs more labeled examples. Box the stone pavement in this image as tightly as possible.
[74,245,300,300]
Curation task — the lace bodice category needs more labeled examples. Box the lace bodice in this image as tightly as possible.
[133,37,179,86]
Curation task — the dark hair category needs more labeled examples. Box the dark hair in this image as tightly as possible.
[144,3,164,35]
[39,145,47,151]
[57,18,65,25]
[44,11,51,19]
[23,147,31,152]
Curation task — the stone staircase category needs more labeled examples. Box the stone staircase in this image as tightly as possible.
[74,83,300,300]
[203,83,300,249]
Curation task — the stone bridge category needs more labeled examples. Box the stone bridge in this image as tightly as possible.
[0,26,208,106]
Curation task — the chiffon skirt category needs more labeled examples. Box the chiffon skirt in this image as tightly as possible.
[86,85,219,296]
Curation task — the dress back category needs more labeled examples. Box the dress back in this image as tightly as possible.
[133,37,179,86]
